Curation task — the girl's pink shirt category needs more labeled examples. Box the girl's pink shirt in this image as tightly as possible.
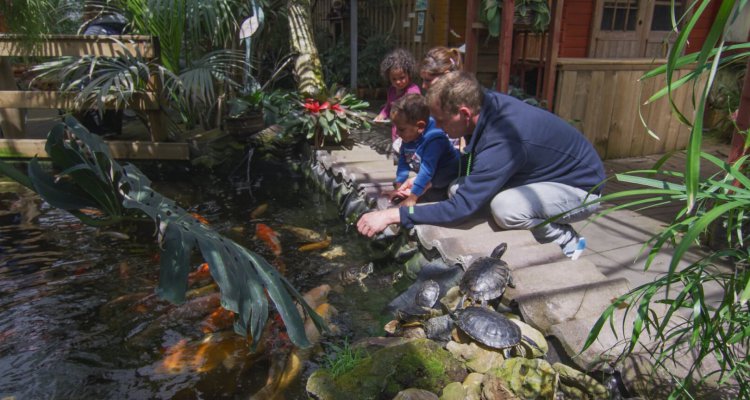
[379,83,422,141]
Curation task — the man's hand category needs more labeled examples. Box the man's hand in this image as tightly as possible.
[356,208,401,238]
[400,194,419,207]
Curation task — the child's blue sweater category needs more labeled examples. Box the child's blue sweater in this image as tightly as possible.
[396,118,460,196]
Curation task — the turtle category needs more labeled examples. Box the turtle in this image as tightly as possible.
[458,242,514,308]
[415,279,440,309]
[338,262,374,289]
[453,306,522,350]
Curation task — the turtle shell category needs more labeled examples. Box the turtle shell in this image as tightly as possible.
[459,256,511,302]
[454,306,521,349]
[415,280,440,309]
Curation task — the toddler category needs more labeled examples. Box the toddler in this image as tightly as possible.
[389,93,459,207]
[374,48,421,152]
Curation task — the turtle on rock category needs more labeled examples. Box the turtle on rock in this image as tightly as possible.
[453,306,522,350]
[458,242,514,309]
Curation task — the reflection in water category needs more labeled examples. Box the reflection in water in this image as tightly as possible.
[0,166,403,399]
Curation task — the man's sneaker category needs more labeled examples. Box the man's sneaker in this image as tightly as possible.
[562,236,586,260]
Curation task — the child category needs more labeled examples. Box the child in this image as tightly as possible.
[389,93,459,207]
[374,48,421,152]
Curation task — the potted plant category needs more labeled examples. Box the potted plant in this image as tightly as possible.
[479,0,551,36]
[283,87,371,148]
[225,90,267,138]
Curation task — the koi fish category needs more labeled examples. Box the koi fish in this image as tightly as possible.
[190,212,210,225]
[298,235,332,252]
[188,262,211,284]
[255,223,282,256]
[200,306,235,333]
[250,203,269,220]
[280,224,326,242]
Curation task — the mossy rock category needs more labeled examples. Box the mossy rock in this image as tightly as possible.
[490,358,558,400]
[307,338,467,400]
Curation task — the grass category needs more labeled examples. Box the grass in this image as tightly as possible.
[322,338,368,378]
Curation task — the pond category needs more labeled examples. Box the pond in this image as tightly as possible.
[0,159,407,399]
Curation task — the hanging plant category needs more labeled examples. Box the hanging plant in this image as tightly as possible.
[479,0,551,36]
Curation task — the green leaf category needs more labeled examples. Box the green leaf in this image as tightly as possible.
[28,158,100,210]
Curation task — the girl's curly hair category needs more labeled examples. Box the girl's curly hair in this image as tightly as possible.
[379,48,417,82]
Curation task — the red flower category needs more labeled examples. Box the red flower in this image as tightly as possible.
[303,99,321,114]
[331,103,345,117]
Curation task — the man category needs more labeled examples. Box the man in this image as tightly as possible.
[357,71,605,257]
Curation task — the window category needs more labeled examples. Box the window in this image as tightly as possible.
[601,0,638,31]
[651,0,684,31]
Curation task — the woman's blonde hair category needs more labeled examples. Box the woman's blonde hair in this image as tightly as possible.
[420,47,463,75]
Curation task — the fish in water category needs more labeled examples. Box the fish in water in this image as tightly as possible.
[250,203,269,220]
[190,212,210,225]
[279,224,326,243]
[298,235,332,252]
[200,306,235,333]
[255,223,282,256]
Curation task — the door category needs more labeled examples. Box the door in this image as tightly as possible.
[589,0,684,58]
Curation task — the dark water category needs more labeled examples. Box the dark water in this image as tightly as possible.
[0,161,405,399]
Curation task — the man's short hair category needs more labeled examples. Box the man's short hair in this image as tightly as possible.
[390,93,430,124]
[425,71,483,114]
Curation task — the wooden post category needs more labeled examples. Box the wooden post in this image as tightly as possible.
[350,0,357,90]
[728,51,750,163]
[0,13,25,138]
[0,58,24,138]
[496,0,514,93]
[543,0,564,110]
[464,0,479,73]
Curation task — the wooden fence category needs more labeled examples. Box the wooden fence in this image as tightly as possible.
[0,34,188,160]
[554,58,697,159]
[311,0,447,68]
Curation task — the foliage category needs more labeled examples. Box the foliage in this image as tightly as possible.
[479,0,551,36]
[282,87,371,144]
[578,1,750,398]
[0,0,82,38]
[322,338,368,378]
[0,116,326,349]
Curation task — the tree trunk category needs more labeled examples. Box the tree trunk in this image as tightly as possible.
[287,0,326,98]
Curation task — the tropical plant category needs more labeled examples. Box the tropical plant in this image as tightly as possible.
[0,116,326,349]
[577,1,750,398]
[479,0,551,36]
[0,0,82,38]
[282,87,370,146]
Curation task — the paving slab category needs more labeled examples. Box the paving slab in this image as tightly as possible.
[505,258,608,297]
[463,242,564,270]
[515,277,631,334]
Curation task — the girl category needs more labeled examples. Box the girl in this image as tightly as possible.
[375,48,421,150]
[419,46,463,91]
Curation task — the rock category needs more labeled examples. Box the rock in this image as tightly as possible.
[507,318,548,358]
[491,358,558,400]
[463,372,484,400]
[481,375,520,400]
[392,388,439,400]
[446,341,505,374]
[307,338,467,400]
[552,363,609,400]
[439,382,466,400]
[440,286,462,312]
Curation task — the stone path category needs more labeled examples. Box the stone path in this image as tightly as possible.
[310,127,733,395]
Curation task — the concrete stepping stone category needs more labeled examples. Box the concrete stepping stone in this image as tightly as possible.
[495,242,565,270]
[506,258,608,296]
[547,303,670,371]
[514,277,631,333]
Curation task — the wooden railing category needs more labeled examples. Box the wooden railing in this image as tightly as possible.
[0,34,188,160]
[554,58,697,159]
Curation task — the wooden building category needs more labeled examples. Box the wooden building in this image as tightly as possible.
[312,1,732,159]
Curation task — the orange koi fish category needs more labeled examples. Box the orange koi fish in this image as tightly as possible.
[190,212,210,225]
[255,223,282,256]
[298,235,332,252]
[250,203,268,220]
[188,262,211,283]
[200,306,235,334]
